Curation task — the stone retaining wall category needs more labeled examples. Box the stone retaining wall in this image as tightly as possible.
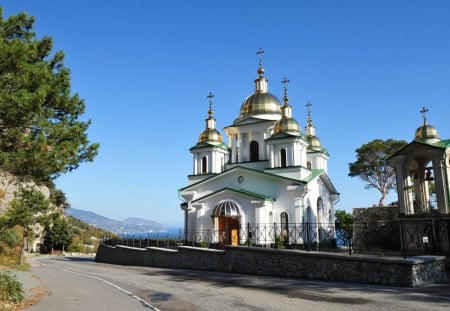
[95,244,447,287]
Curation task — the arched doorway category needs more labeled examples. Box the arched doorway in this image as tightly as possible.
[212,200,241,247]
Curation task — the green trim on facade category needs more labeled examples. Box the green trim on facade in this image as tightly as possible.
[191,187,275,204]
[179,165,305,192]
[189,141,229,152]
[225,117,275,128]
[307,148,330,156]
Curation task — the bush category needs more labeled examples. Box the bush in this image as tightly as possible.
[0,228,20,248]
[67,243,84,253]
[0,271,24,303]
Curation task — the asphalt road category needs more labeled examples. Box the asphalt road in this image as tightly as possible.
[27,255,450,311]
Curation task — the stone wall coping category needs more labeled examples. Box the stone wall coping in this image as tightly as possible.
[116,245,147,252]
[179,246,225,253]
[226,246,446,264]
[146,247,178,253]
[101,244,116,249]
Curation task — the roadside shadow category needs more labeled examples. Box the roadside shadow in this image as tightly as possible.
[52,256,95,262]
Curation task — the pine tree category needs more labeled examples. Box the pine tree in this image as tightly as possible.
[0,8,99,183]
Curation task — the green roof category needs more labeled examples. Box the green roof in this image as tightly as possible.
[302,169,324,183]
[189,141,229,152]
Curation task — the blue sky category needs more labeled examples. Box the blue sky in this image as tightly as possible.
[2,1,450,226]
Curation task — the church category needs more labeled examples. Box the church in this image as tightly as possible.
[179,51,339,247]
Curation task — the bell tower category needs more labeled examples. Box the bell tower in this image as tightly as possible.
[189,93,229,176]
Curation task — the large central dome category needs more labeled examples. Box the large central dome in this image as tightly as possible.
[235,66,282,122]
[239,92,282,118]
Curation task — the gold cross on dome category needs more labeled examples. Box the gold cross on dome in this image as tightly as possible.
[207,92,214,115]
[306,101,312,116]
[256,48,264,67]
[207,92,214,102]
[281,77,290,96]
[420,106,429,122]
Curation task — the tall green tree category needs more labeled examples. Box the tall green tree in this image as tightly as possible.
[40,213,72,253]
[3,188,49,264]
[0,8,99,183]
[349,139,407,206]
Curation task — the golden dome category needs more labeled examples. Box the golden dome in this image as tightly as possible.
[199,129,223,144]
[415,124,440,142]
[273,118,301,136]
[236,55,282,121]
[239,92,282,118]
[308,135,322,149]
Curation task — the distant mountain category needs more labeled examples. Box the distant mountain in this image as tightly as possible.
[66,208,168,234]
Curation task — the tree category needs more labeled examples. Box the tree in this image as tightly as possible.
[40,213,72,253]
[0,8,99,184]
[335,209,353,248]
[335,209,353,229]
[349,139,407,206]
[3,188,50,264]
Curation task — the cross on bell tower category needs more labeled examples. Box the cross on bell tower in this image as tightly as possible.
[207,92,214,117]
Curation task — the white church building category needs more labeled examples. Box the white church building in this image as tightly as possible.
[179,52,339,248]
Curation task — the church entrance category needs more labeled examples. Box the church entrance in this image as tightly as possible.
[212,200,241,248]
[218,217,240,246]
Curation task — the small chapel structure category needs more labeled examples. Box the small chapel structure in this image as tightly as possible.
[388,108,450,256]
[389,108,450,216]
[179,51,339,247]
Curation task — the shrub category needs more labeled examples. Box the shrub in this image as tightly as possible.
[67,242,84,253]
[0,228,20,248]
[0,271,24,303]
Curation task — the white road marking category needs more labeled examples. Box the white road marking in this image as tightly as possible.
[38,260,160,311]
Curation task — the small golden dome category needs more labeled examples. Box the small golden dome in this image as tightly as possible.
[199,129,223,144]
[239,92,282,118]
[415,124,440,142]
[273,118,301,136]
[308,135,322,148]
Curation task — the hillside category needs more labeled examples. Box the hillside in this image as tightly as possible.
[65,208,168,234]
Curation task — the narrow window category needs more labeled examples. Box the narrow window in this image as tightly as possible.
[307,161,312,170]
[250,141,259,161]
[280,212,288,230]
[280,211,289,245]
[280,148,287,167]
[202,156,207,174]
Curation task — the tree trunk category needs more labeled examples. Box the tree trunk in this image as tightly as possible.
[19,225,28,265]
[378,190,387,206]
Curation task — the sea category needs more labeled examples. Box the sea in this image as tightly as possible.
[121,227,183,239]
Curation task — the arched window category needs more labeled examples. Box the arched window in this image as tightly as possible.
[280,212,288,230]
[250,141,259,161]
[280,212,289,245]
[307,161,312,170]
[201,156,207,174]
[280,148,287,167]
[317,197,323,223]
